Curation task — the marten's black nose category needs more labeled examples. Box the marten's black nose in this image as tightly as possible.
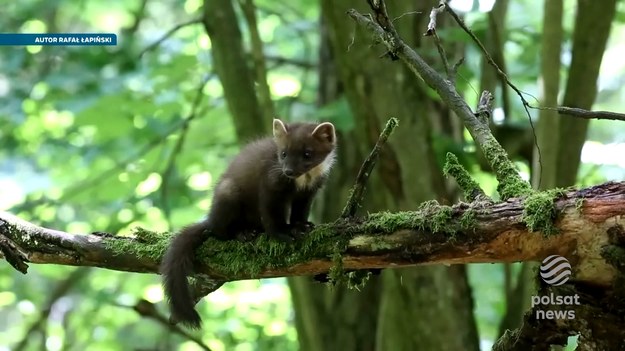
[284,169,295,177]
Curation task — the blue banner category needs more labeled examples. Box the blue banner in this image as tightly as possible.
[0,33,117,46]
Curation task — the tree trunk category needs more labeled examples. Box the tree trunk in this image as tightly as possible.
[555,0,617,187]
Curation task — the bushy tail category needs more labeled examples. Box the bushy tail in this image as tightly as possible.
[160,221,210,329]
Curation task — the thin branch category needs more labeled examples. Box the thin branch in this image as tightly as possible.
[1,182,625,287]
[424,1,458,83]
[139,18,203,58]
[532,106,625,122]
[341,117,399,218]
[450,57,464,85]
[265,55,316,69]
[443,3,524,109]
[130,299,212,351]
[428,30,451,78]
[392,11,422,23]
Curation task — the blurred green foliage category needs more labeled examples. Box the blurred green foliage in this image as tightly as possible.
[1,0,625,350]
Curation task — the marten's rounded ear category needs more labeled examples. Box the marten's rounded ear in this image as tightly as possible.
[311,122,336,144]
[273,119,288,138]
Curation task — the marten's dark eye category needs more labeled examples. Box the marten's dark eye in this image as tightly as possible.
[303,150,312,159]
[281,151,287,158]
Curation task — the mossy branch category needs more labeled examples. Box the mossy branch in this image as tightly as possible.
[443,152,488,202]
[1,182,625,287]
[347,3,532,200]
[341,117,399,218]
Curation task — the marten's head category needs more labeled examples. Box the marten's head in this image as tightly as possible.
[272,119,336,189]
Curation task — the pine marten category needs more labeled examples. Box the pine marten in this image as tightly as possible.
[160,118,337,329]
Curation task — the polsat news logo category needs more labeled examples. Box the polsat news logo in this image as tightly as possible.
[533,254,579,320]
[539,255,572,286]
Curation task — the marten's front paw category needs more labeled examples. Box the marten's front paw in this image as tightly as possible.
[289,222,314,240]
[291,221,315,232]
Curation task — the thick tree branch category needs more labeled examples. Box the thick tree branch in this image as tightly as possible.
[1,182,624,287]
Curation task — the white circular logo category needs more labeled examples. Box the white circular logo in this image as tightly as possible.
[540,255,572,286]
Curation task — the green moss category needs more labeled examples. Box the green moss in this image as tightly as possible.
[361,211,418,233]
[105,202,478,279]
[328,244,345,284]
[432,206,453,233]
[481,140,532,200]
[194,222,350,278]
[575,197,585,213]
[358,202,473,236]
[199,205,474,277]
[459,209,477,231]
[443,152,485,201]
[522,188,566,235]
[105,228,170,261]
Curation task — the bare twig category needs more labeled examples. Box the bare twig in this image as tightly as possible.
[139,18,203,58]
[430,31,450,78]
[266,55,315,69]
[443,3,524,108]
[131,299,212,351]
[391,11,422,24]
[341,117,399,218]
[450,57,465,85]
[532,106,625,122]
[424,2,456,80]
